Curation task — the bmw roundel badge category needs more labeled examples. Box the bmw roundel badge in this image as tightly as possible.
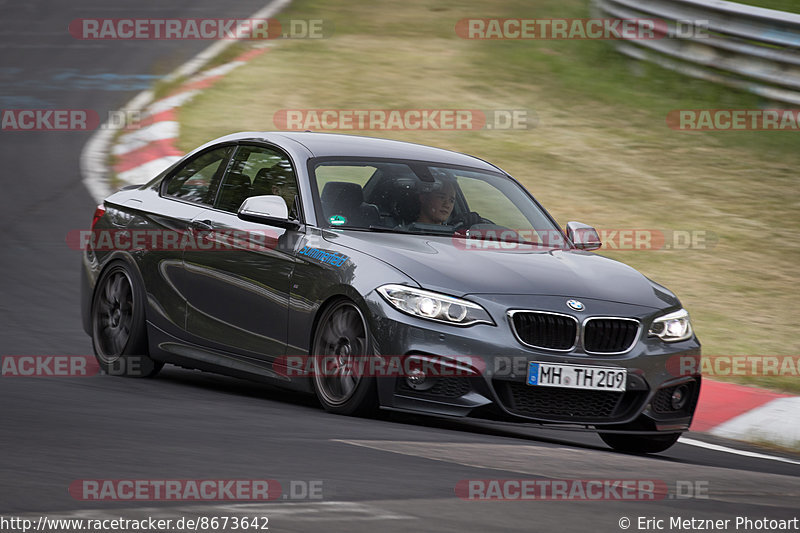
[567,299,585,311]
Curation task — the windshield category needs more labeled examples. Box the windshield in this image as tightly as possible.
[310,159,569,249]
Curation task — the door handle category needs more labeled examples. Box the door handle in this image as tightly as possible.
[190,220,214,231]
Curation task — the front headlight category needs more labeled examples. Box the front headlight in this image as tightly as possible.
[648,308,693,342]
[376,284,494,326]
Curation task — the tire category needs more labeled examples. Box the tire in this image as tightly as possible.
[91,261,163,378]
[311,299,378,416]
[599,432,682,454]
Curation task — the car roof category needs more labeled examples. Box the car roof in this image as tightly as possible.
[205,131,503,173]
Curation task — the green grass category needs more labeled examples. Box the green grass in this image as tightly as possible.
[177,0,800,393]
[735,0,800,13]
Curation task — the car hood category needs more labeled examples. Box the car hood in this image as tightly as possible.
[322,231,678,309]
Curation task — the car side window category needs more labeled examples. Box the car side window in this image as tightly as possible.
[164,146,233,205]
[454,174,533,231]
[214,145,300,218]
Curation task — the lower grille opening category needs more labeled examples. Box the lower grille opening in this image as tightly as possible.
[494,380,646,422]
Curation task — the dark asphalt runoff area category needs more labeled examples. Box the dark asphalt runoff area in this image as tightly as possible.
[1,2,798,532]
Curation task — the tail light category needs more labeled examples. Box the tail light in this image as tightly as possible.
[91,204,105,230]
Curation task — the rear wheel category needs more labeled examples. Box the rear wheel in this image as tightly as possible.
[311,300,378,416]
[91,262,162,378]
[599,432,681,454]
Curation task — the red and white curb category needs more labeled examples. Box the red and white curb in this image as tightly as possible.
[112,46,268,186]
[692,380,799,449]
[79,0,291,203]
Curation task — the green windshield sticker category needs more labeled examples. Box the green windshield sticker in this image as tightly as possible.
[329,215,346,226]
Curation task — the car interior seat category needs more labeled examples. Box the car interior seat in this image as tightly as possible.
[320,181,381,227]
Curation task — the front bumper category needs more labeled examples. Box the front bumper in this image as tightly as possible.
[364,291,701,431]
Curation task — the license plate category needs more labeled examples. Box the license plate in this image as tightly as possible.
[527,362,626,391]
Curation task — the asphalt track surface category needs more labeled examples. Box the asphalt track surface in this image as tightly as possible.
[1,2,798,532]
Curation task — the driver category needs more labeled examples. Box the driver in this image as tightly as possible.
[417,179,456,224]
[415,177,481,227]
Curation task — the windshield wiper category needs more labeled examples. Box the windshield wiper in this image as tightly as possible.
[352,225,454,238]
[341,225,556,247]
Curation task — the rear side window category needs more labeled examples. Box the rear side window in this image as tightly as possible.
[165,146,233,204]
[214,145,300,217]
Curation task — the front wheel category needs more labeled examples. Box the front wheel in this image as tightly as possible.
[311,300,378,416]
[91,262,162,378]
[599,432,682,454]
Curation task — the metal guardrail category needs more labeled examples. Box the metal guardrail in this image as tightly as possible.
[592,0,800,105]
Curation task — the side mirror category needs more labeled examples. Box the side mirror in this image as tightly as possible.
[566,221,602,251]
[238,195,300,230]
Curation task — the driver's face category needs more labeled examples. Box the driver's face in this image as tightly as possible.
[419,183,456,224]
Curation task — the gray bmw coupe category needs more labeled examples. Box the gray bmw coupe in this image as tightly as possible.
[81,132,701,453]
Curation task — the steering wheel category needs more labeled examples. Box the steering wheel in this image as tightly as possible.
[451,211,494,230]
